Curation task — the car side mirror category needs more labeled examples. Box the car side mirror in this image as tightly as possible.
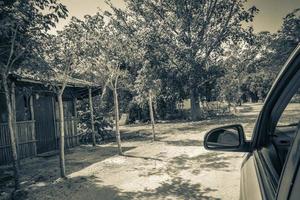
[204,124,250,152]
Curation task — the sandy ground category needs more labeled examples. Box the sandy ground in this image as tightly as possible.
[0,103,264,200]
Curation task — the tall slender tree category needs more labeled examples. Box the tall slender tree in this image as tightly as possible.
[44,17,85,177]
[81,12,133,155]
[0,0,67,189]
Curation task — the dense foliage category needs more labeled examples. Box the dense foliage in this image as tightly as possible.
[3,0,299,128]
[86,1,299,121]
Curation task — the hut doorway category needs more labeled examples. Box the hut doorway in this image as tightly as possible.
[34,95,57,154]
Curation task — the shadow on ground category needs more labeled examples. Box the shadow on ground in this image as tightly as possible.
[65,146,136,174]
[0,146,136,195]
[124,177,221,200]
[169,152,241,174]
[139,151,241,180]
[163,139,203,147]
[28,175,221,200]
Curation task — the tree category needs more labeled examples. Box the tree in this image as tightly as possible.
[0,0,67,189]
[44,17,85,178]
[81,12,133,155]
[123,0,258,120]
[107,0,187,122]
[220,31,276,105]
[134,64,161,141]
[273,8,300,70]
[97,62,128,155]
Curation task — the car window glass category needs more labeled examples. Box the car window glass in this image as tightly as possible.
[277,88,300,127]
[266,85,300,191]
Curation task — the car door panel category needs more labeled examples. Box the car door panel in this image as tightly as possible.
[288,160,300,200]
[240,154,263,200]
[277,125,300,200]
[254,150,277,199]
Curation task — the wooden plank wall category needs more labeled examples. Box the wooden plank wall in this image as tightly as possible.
[55,117,80,149]
[0,121,36,165]
[0,118,79,165]
[0,123,11,164]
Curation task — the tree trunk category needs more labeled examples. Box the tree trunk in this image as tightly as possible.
[29,95,37,156]
[113,87,122,155]
[190,88,201,121]
[237,78,242,106]
[57,93,66,178]
[148,90,156,141]
[11,82,20,169]
[88,88,96,146]
[1,75,20,190]
[227,101,231,112]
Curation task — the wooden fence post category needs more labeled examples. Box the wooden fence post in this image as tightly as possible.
[29,95,37,156]
[52,97,58,149]
[73,98,77,145]
[148,89,156,141]
[73,97,77,118]
[89,88,96,146]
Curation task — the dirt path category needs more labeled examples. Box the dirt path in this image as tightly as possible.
[0,103,262,200]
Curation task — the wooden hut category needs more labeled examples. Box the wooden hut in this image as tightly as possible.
[0,73,100,165]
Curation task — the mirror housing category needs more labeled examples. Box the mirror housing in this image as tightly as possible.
[204,124,250,152]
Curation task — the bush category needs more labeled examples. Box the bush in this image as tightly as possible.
[77,99,114,144]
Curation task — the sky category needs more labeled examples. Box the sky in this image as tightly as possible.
[245,0,300,32]
[49,0,300,34]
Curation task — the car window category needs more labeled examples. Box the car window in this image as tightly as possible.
[259,75,300,195]
[277,88,300,127]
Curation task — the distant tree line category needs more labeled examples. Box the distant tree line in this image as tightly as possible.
[70,1,299,122]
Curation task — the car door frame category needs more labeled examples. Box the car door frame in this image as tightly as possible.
[251,44,300,150]
[246,44,300,200]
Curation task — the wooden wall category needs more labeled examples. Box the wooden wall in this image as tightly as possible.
[0,121,36,165]
[0,82,85,165]
[0,118,79,165]
[55,117,80,149]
